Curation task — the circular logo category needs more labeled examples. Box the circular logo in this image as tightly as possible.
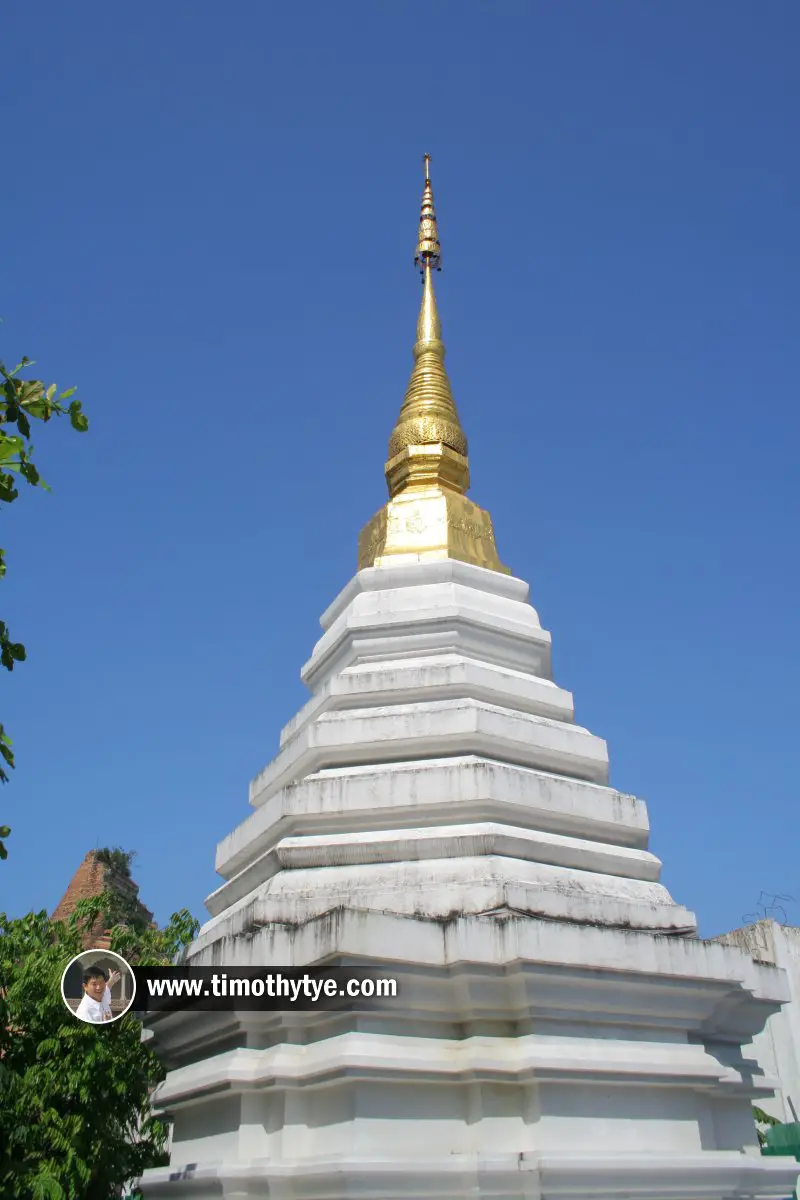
[61,948,136,1024]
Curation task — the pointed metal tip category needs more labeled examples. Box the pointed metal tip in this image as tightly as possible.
[415,154,441,271]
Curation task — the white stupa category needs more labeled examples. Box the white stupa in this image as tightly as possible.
[141,160,798,1199]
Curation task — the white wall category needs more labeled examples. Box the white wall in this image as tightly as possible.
[713,921,800,1123]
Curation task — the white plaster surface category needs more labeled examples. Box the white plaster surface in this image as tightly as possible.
[713,920,800,1127]
[141,561,798,1199]
[218,757,652,877]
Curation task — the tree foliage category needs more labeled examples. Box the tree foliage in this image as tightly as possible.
[0,889,199,1198]
[94,848,136,880]
[753,1104,783,1149]
[0,349,89,860]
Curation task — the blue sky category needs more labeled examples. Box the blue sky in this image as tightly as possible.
[2,2,797,938]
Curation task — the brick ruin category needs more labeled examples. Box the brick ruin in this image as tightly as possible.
[52,849,153,949]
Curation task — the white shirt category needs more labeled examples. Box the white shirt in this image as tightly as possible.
[75,984,112,1023]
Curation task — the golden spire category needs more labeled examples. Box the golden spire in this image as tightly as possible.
[356,156,510,575]
[386,157,469,497]
[415,154,441,270]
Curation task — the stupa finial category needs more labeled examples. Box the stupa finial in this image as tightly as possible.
[385,156,468,497]
[415,154,441,273]
[356,156,510,576]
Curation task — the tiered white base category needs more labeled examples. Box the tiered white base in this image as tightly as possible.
[141,910,796,1199]
[140,562,798,1198]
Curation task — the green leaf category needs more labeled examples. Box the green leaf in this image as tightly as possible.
[67,400,88,433]
[18,381,43,404]
[20,462,41,488]
[58,387,76,401]
[754,1105,782,1126]
[0,435,24,460]
[10,644,26,663]
[23,400,50,421]
[7,359,34,377]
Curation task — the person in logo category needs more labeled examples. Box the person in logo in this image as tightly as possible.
[75,965,121,1023]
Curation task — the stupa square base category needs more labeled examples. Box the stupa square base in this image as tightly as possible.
[139,909,800,1200]
[140,1150,798,1200]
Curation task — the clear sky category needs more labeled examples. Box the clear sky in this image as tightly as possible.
[2,2,797,938]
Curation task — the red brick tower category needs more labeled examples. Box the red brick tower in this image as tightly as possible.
[52,850,153,948]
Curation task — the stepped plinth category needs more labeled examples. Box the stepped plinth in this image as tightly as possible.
[140,161,797,1200]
